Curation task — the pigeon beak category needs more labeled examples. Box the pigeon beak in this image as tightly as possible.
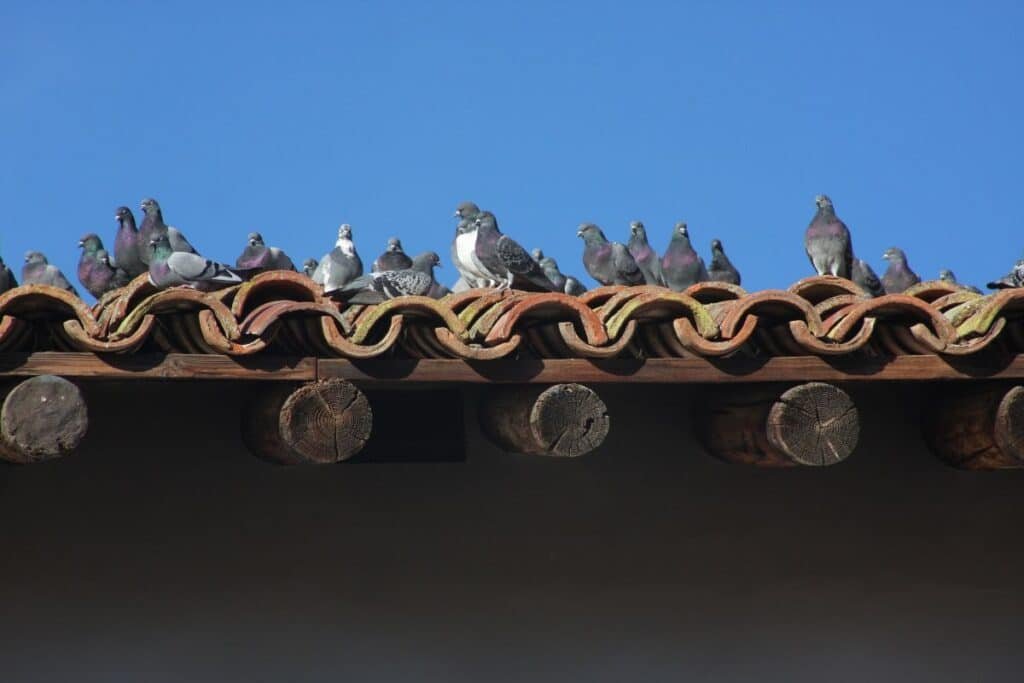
[77,240,84,247]
[576,228,584,237]
[453,210,460,218]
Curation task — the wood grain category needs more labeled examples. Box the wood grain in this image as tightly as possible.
[478,384,609,457]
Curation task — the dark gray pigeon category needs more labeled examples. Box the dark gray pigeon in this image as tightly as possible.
[113,206,146,278]
[474,211,559,291]
[315,224,364,291]
[851,257,884,297]
[22,251,77,295]
[533,250,567,291]
[939,269,982,294]
[707,238,741,286]
[988,260,1024,290]
[660,222,708,291]
[0,256,18,294]
[804,194,853,278]
[235,232,296,273]
[138,198,198,264]
[627,221,664,286]
[302,258,319,279]
[147,234,241,291]
[881,247,921,294]
[372,237,414,273]
[577,223,644,286]
[78,233,130,298]
[329,251,442,303]
[451,201,494,288]
[564,276,587,296]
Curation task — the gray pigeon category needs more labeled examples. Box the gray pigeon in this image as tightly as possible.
[881,247,921,294]
[315,224,364,291]
[804,194,853,278]
[939,269,982,294]
[851,257,884,297]
[113,206,146,278]
[138,198,198,263]
[78,233,130,298]
[474,211,559,291]
[660,222,708,291]
[988,260,1024,290]
[235,232,296,273]
[329,251,442,303]
[0,256,18,294]
[372,237,414,273]
[578,223,644,286]
[451,201,494,288]
[302,258,319,279]
[22,251,77,295]
[147,234,241,291]
[564,275,587,296]
[707,238,741,286]
[533,250,567,291]
[627,221,664,286]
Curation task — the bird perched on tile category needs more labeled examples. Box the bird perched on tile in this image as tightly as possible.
[147,234,241,291]
[563,275,587,296]
[302,258,319,279]
[880,247,921,293]
[451,201,495,288]
[531,249,566,291]
[0,256,18,294]
[138,198,198,264]
[78,233,130,298]
[578,223,644,286]
[113,206,146,278]
[22,251,77,295]
[939,269,982,294]
[313,224,364,291]
[707,238,741,286]
[661,222,708,291]
[372,237,413,272]
[627,221,664,286]
[473,211,559,291]
[851,257,884,297]
[987,260,1024,289]
[235,232,296,273]
[329,251,442,303]
[804,194,853,279]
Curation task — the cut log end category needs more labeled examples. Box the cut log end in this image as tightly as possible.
[695,382,859,467]
[925,384,1024,470]
[0,375,88,464]
[479,383,609,457]
[242,378,372,465]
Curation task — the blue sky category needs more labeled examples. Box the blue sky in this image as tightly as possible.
[2,1,1021,299]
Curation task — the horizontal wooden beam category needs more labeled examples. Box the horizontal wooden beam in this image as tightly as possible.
[0,352,1018,384]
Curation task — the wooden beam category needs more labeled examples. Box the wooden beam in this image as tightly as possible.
[0,375,89,464]
[924,385,1024,470]
[0,352,316,381]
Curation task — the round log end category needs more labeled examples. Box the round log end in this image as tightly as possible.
[279,379,373,464]
[993,386,1024,464]
[0,375,88,464]
[530,383,609,457]
[767,382,859,466]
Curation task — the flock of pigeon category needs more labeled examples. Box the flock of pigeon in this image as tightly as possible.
[2,195,1023,303]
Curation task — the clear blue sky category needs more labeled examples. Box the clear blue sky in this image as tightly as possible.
[3,1,1021,299]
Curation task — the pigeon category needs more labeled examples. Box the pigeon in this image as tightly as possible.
[564,275,587,296]
[577,223,644,286]
[627,221,664,286]
[138,198,198,264]
[988,260,1024,290]
[939,269,982,294]
[881,247,921,294]
[372,237,413,273]
[707,238,741,286]
[315,224,364,291]
[804,194,853,279]
[113,206,146,278]
[451,201,497,288]
[21,251,77,295]
[78,233,130,298]
[329,251,442,303]
[473,211,559,291]
[302,258,319,279]
[851,257,884,297]
[235,232,296,273]
[147,234,241,291]
[531,249,567,290]
[0,256,18,294]
[660,222,708,291]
